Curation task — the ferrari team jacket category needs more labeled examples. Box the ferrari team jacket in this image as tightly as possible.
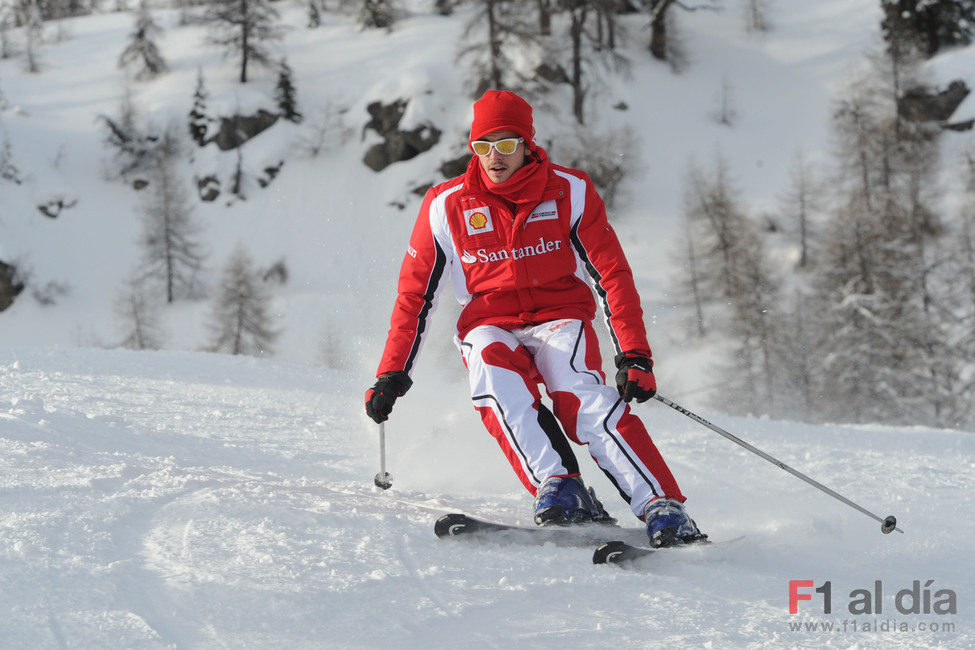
[375,160,652,378]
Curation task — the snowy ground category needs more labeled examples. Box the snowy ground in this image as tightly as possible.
[2,0,975,646]
[1,346,972,648]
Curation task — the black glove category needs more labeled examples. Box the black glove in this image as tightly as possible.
[614,353,656,403]
[365,371,413,423]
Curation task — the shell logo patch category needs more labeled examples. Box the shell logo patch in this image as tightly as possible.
[463,206,494,236]
[469,212,488,229]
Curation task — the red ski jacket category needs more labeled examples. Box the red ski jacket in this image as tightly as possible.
[375,150,651,377]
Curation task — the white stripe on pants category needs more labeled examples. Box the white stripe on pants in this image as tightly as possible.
[460,319,684,518]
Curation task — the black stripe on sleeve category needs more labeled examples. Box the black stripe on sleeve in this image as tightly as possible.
[403,239,447,374]
[570,221,622,355]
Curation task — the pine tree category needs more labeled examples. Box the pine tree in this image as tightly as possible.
[550,125,636,208]
[205,0,284,83]
[358,0,397,30]
[307,0,322,27]
[459,0,537,96]
[275,59,302,123]
[680,154,781,414]
[118,0,168,80]
[672,221,708,338]
[1,9,15,60]
[115,278,166,350]
[208,246,278,356]
[881,0,975,58]
[25,0,42,73]
[796,53,963,426]
[435,0,453,16]
[940,152,975,427]
[744,0,770,32]
[188,69,211,147]
[682,156,750,301]
[566,0,590,124]
[1,120,21,184]
[230,145,246,200]
[139,126,207,303]
[98,88,159,178]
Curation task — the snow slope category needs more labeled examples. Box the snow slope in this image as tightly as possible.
[2,0,975,646]
[1,346,972,648]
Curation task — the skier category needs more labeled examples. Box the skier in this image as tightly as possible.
[365,90,706,548]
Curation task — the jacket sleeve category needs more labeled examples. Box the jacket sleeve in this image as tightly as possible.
[375,189,449,377]
[569,177,652,359]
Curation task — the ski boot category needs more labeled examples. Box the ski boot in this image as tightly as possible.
[534,475,615,526]
[643,497,708,548]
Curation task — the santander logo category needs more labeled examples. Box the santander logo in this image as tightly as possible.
[460,237,564,264]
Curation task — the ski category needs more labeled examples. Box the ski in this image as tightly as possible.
[592,535,744,566]
[434,512,638,550]
[592,540,655,565]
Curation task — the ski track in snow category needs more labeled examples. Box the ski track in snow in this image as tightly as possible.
[0,347,972,648]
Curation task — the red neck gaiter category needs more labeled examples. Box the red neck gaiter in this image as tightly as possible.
[464,146,552,208]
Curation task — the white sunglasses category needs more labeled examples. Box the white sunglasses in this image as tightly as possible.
[471,137,524,156]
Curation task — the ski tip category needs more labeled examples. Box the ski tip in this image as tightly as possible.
[593,540,628,565]
[592,540,655,565]
[434,513,470,538]
[592,540,625,564]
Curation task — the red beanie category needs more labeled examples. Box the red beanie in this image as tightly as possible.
[470,90,534,145]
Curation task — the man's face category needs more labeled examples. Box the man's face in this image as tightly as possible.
[474,130,528,184]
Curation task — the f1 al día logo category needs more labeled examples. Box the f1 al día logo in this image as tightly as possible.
[790,579,957,615]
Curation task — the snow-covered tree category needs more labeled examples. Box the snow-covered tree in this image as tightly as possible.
[550,125,637,208]
[230,145,245,199]
[640,0,714,70]
[118,0,167,80]
[188,68,212,147]
[679,154,780,414]
[778,150,823,269]
[275,59,302,123]
[881,0,975,58]
[1,119,21,184]
[458,0,538,96]
[357,0,397,30]
[1,8,15,59]
[207,246,278,356]
[710,75,738,127]
[24,0,42,73]
[298,102,353,158]
[307,0,322,27]
[791,53,966,427]
[744,0,770,32]
[565,0,591,124]
[681,154,761,303]
[139,126,207,303]
[204,0,284,83]
[98,88,160,178]
[115,278,167,350]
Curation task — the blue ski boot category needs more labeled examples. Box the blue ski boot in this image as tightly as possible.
[534,476,614,526]
[643,498,707,548]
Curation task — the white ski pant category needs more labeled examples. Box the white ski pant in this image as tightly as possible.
[460,319,684,518]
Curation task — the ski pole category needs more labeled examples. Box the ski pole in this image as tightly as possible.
[374,421,392,490]
[652,393,902,535]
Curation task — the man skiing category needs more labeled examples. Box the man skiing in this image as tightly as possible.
[365,90,705,548]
